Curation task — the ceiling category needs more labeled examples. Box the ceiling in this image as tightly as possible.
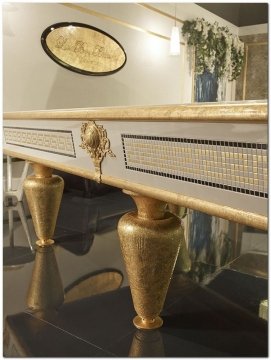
[197,3,268,27]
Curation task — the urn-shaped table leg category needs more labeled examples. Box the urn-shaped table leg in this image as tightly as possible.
[118,191,182,329]
[23,164,64,311]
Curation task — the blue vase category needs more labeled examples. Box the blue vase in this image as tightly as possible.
[195,70,218,102]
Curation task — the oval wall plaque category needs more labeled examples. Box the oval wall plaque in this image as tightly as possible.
[41,22,127,75]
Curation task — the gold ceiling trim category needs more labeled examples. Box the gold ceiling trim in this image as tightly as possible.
[137,3,184,24]
[62,3,185,45]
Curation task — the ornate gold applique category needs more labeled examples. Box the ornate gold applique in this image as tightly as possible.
[80,121,115,182]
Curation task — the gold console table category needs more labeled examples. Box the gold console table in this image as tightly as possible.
[3,101,267,329]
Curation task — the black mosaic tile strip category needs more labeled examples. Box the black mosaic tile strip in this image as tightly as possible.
[126,165,267,198]
[121,134,268,199]
[4,126,76,158]
[122,134,267,149]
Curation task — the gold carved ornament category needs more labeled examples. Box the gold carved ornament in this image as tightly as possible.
[80,121,115,182]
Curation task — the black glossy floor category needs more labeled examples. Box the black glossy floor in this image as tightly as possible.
[3,183,268,357]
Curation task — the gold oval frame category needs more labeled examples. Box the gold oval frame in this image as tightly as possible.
[41,22,127,76]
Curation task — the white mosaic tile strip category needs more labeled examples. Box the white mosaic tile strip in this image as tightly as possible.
[4,127,76,158]
[122,135,268,198]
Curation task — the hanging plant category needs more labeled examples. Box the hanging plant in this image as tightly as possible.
[182,18,245,81]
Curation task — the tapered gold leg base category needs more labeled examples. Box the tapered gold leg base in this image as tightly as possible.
[133,316,163,330]
[36,239,54,247]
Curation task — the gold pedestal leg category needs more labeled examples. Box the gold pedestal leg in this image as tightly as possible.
[118,191,182,329]
[23,164,64,311]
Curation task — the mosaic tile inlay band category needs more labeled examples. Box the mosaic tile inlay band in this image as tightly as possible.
[122,134,268,198]
[4,126,76,158]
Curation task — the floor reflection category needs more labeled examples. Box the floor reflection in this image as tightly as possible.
[3,199,35,270]
[229,252,268,279]
[3,185,134,320]
[64,269,123,303]
[185,209,268,292]
[3,176,268,357]
[4,274,267,357]
[3,245,35,269]
[27,244,64,312]
[129,330,164,357]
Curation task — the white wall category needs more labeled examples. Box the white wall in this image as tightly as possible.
[238,23,268,36]
[3,3,239,111]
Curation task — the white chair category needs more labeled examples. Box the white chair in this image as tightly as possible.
[3,156,34,252]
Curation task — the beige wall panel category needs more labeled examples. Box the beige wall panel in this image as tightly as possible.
[236,33,268,101]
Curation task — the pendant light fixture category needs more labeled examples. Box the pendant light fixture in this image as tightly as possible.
[170,4,180,56]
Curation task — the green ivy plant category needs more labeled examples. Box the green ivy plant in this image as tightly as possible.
[182,18,245,81]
